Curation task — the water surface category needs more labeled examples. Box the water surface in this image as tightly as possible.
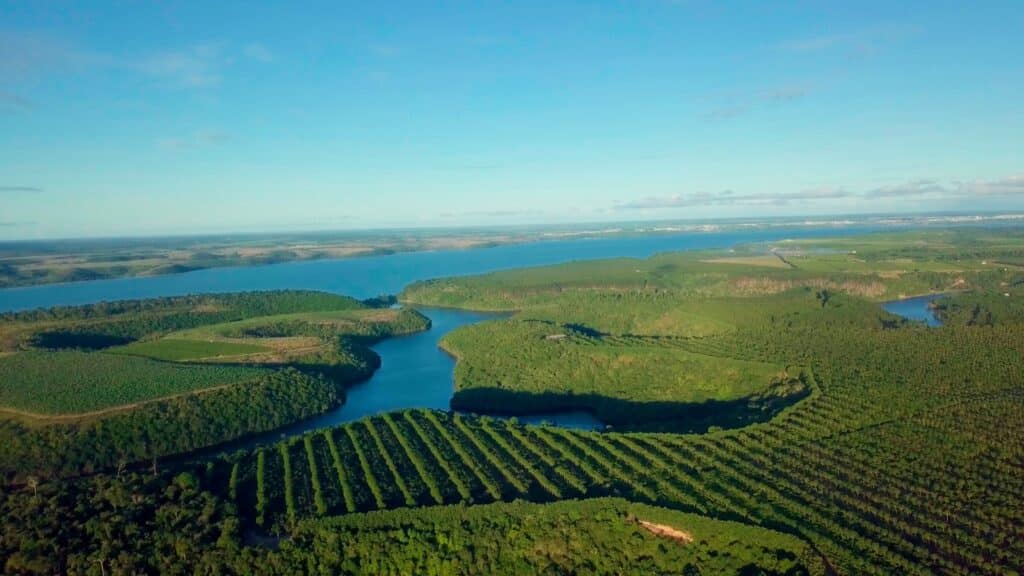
[210,307,602,456]
[0,226,884,313]
[2,226,897,445]
[268,308,604,436]
[882,295,943,327]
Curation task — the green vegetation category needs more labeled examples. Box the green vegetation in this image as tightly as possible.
[2,228,1023,575]
[109,338,270,361]
[0,369,340,481]
[933,290,1024,326]
[393,228,1024,574]
[0,466,820,575]
[4,290,366,346]
[442,318,802,428]
[0,227,560,289]
[277,498,821,575]
[0,350,266,414]
[0,290,430,480]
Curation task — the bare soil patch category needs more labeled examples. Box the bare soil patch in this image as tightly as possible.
[638,520,694,544]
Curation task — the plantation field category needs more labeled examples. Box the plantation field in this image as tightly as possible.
[209,279,1024,573]
[513,294,738,337]
[109,338,271,361]
[1,229,1022,574]
[0,350,267,415]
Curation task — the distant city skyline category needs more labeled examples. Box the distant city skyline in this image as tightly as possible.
[2,1,1023,239]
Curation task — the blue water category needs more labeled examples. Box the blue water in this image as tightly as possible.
[882,295,943,327]
[238,307,604,447]
[0,225,892,443]
[0,226,885,313]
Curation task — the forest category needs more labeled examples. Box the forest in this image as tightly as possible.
[0,291,429,481]
[1,229,1022,574]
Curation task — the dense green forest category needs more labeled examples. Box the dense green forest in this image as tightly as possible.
[440,318,806,429]
[0,291,429,481]
[1,229,1022,574]
[0,467,819,575]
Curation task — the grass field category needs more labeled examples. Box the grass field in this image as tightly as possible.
[0,350,266,415]
[109,338,271,361]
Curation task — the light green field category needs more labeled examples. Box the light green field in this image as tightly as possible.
[0,351,266,415]
[171,308,404,339]
[109,339,271,362]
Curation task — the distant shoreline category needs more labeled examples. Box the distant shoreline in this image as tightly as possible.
[2,212,1021,290]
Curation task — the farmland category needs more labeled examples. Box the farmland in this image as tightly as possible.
[0,228,1021,574]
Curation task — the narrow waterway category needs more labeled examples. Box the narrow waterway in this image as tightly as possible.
[202,307,602,457]
[238,292,955,451]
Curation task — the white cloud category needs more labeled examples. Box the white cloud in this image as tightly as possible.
[615,187,855,210]
[702,83,812,120]
[0,31,273,91]
[957,175,1024,196]
[614,174,1024,211]
[778,23,919,57]
[866,179,949,198]
[136,44,228,87]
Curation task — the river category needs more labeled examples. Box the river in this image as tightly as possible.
[229,307,605,454]
[2,225,897,443]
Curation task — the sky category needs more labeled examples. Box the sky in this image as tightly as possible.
[1,1,1023,239]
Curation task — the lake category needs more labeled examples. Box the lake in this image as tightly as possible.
[0,226,886,313]
[882,295,944,327]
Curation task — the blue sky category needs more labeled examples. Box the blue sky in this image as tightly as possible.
[1,1,1023,239]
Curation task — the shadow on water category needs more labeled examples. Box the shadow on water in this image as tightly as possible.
[451,380,812,434]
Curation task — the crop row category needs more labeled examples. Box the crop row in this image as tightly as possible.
[214,394,1023,576]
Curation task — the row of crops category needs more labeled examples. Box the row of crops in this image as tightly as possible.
[214,315,1024,576]
[210,243,1024,575]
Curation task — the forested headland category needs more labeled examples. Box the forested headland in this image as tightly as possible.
[0,291,429,481]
